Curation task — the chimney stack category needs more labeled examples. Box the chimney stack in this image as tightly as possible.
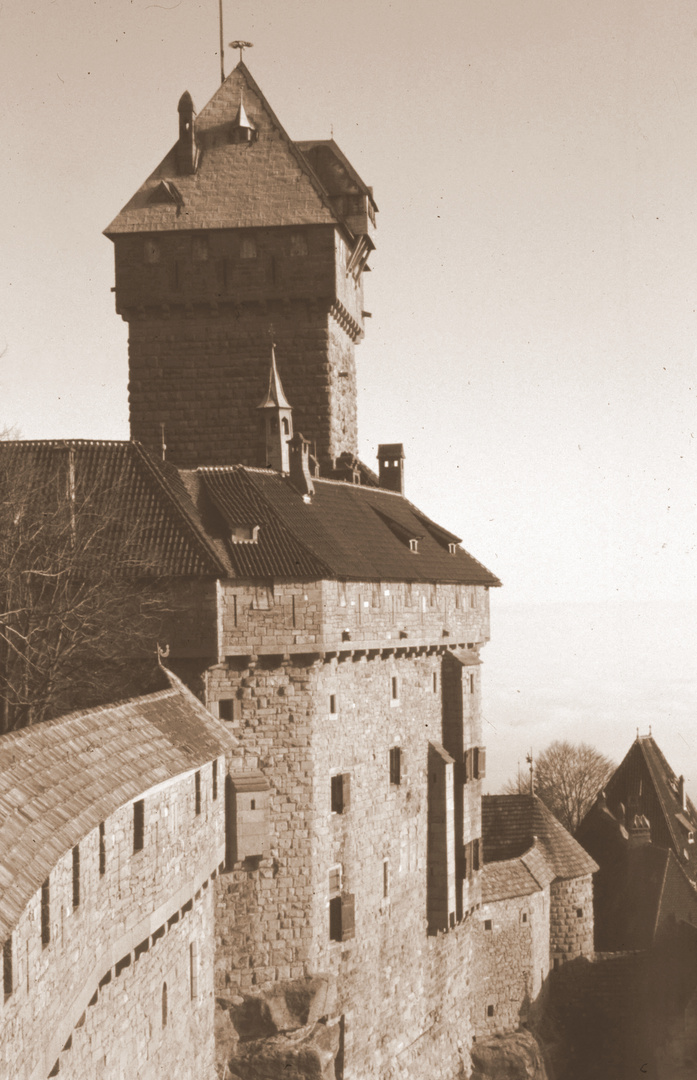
[177,91,197,175]
[378,444,405,494]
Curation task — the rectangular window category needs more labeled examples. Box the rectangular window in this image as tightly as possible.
[329,893,355,942]
[133,800,145,853]
[484,919,492,931]
[470,588,476,608]
[99,822,106,877]
[331,773,350,814]
[391,676,399,701]
[212,759,218,801]
[383,858,390,899]
[190,941,199,999]
[72,845,80,909]
[218,698,239,723]
[487,1004,495,1017]
[3,937,12,1001]
[432,671,438,693]
[469,673,475,694]
[195,771,201,816]
[329,694,337,715]
[41,878,50,947]
[475,747,486,780]
[389,747,401,786]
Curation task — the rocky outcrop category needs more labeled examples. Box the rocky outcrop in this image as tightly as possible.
[470,1031,548,1080]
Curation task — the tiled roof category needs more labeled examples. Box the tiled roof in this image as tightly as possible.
[197,467,500,584]
[637,737,697,859]
[0,670,236,940]
[0,440,228,577]
[105,63,341,236]
[482,795,598,881]
[481,855,541,903]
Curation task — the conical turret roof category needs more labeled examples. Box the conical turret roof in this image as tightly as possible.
[257,346,291,410]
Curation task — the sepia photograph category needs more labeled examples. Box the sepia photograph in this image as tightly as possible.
[1,1,696,1076]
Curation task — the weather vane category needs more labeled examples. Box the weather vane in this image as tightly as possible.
[230,40,254,64]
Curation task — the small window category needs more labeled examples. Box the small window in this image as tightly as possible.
[282,416,290,435]
[433,672,438,693]
[133,800,145,853]
[3,936,12,1001]
[470,588,476,608]
[190,941,199,999]
[218,698,238,723]
[162,982,168,1027]
[99,822,106,877]
[484,919,492,931]
[409,538,418,553]
[331,773,350,814]
[448,543,457,555]
[383,858,390,899]
[469,673,475,694]
[329,892,355,942]
[240,236,257,259]
[391,676,399,701]
[389,747,401,786]
[487,1004,495,1018]
[72,845,80,909]
[195,771,201,816]
[41,878,50,947]
[521,911,528,924]
[576,908,583,918]
[212,759,218,801]
[250,799,256,810]
[329,694,337,715]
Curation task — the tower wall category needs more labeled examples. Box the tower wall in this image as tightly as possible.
[114,224,363,469]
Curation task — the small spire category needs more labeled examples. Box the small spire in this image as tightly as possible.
[257,344,291,410]
[231,89,256,144]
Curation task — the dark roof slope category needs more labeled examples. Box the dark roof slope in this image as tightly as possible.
[0,440,228,577]
[196,467,500,585]
[0,670,236,940]
[105,63,341,236]
[483,795,598,881]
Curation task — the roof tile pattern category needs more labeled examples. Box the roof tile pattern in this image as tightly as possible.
[210,468,500,584]
[482,795,598,882]
[105,64,339,235]
[0,671,236,940]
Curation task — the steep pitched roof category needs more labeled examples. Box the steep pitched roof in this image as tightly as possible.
[600,736,697,876]
[193,466,500,585]
[105,63,343,236]
[0,440,229,577]
[0,671,237,940]
[482,795,598,882]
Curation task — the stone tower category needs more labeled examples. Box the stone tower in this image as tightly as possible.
[105,63,377,472]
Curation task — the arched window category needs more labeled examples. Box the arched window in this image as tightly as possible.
[162,982,168,1027]
[282,417,289,435]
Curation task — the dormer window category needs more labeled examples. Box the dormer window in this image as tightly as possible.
[448,543,457,555]
[409,538,419,553]
[229,525,260,544]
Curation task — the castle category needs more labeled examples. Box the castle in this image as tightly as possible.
[0,62,597,1080]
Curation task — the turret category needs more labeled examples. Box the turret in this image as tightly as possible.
[257,346,293,472]
[176,91,197,175]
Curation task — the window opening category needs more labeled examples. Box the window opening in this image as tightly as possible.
[41,879,50,947]
[133,800,145,853]
[391,676,399,701]
[484,919,492,931]
[162,982,168,1027]
[383,858,390,899]
[195,771,202,816]
[99,821,106,876]
[329,694,337,715]
[389,747,401,786]
[433,671,438,693]
[212,759,218,801]
[218,698,237,722]
[72,845,80,909]
[331,773,349,814]
[3,937,12,1001]
[190,941,199,999]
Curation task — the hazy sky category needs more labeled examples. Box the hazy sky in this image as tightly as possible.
[3,1,697,790]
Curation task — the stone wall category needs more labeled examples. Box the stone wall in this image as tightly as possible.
[216,579,490,657]
[115,224,363,471]
[550,875,594,965]
[0,758,226,1080]
[474,888,550,1038]
[212,636,487,1080]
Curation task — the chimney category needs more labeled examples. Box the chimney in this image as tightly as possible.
[628,813,651,848]
[177,91,197,175]
[288,433,314,499]
[378,444,405,494]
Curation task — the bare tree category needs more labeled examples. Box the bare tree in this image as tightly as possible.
[0,446,170,731]
[503,740,615,833]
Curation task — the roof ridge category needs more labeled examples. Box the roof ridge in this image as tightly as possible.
[637,738,684,856]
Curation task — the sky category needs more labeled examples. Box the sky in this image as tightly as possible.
[2,0,696,794]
